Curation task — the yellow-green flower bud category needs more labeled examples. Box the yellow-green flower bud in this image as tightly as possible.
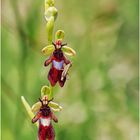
[45,6,58,22]
[45,0,55,6]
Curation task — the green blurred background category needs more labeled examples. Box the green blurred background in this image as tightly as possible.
[1,0,139,140]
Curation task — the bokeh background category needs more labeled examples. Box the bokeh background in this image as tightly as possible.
[1,0,139,140]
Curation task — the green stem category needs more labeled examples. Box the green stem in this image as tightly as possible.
[49,84,54,99]
[46,16,55,44]
[45,0,58,98]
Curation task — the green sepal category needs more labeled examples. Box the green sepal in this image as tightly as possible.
[55,30,65,41]
[21,96,38,127]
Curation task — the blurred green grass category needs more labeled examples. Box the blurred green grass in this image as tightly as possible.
[1,0,139,140]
